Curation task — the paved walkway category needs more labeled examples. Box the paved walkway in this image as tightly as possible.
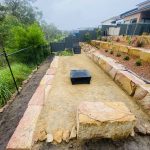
[36,54,150,143]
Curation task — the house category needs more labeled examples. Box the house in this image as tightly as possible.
[121,0,150,24]
[101,16,122,25]
[101,0,150,36]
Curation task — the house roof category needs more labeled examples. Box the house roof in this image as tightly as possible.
[120,0,150,18]
[101,16,121,24]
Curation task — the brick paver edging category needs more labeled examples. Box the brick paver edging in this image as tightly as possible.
[6,56,59,150]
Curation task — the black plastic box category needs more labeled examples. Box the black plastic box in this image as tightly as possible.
[70,70,91,85]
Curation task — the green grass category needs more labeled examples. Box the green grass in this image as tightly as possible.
[0,63,33,107]
[57,49,73,56]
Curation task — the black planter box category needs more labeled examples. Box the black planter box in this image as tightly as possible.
[73,43,81,54]
[70,70,91,85]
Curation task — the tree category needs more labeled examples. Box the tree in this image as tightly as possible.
[41,22,62,42]
[4,0,41,24]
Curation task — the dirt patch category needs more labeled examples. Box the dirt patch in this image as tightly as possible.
[0,56,53,150]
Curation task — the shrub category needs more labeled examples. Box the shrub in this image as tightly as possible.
[116,52,121,57]
[116,37,120,42]
[0,80,11,107]
[0,63,33,106]
[127,36,132,45]
[135,59,142,66]
[135,40,144,47]
[101,37,107,42]
[123,55,130,61]
[110,50,114,55]
[57,49,73,56]
[11,23,47,63]
[84,32,91,43]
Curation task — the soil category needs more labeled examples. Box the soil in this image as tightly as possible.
[33,54,150,150]
[33,135,150,150]
[0,56,53,150]
[96,48,150,82]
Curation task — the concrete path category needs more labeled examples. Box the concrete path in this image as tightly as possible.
[36,54,150,143]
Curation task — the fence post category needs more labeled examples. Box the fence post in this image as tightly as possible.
[3,48,19,94]
[33,46,38,69]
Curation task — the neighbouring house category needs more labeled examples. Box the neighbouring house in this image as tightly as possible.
[101,16,123,26]
[101,0,150,36]
[121,0,150,24]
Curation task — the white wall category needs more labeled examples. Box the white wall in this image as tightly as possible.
[109,27,120,36]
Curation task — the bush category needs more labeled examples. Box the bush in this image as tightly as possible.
[123,55,130,61]
[110,50,114,55]
[135,59,142,66]
[116,52,121,57]
[135,40,144,47]
[0,80,11,107]
[116,37,120,42]
[11,23,47,63]
[0,63,33,106]
[84,32,91,43]
[101,37,107,42]
[57,49,73,56]
[127,36,132,45]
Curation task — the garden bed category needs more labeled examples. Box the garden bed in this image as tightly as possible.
[98,49,150,81]
[89,42,150,81]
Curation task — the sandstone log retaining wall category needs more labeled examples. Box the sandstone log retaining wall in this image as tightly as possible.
[82,44,150,117]
[91,40,150,63]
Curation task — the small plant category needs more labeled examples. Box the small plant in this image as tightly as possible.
[110,50,114,55]
[135,40,144,47]
[123,55,130,61]
[116,52,121,57]
[105,49,108,53]
[101,37,107,42]
[127,36,132,45]
[135,59,142,66]
[116,37,120,42]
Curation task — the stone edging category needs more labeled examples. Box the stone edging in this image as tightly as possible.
[83,45,150,117]
[91,40,150,63]
[6,56,59,150]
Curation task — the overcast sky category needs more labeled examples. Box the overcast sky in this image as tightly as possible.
[34,0,143,30]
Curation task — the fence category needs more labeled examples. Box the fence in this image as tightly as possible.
[101,23,150,36]
[0,44,51,105]
[50,29,98,52]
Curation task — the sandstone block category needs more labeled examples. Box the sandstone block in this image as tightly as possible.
[40,75,54,85]
[77,101,136,140]
[7,106,42,150]
[28,85,45,106]
[46,68,56,75]
[140,51,150,63]
[53,129,63,144]
[115,71,145,96]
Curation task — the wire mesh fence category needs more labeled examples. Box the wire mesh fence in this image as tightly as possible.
[0,44,51,106]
